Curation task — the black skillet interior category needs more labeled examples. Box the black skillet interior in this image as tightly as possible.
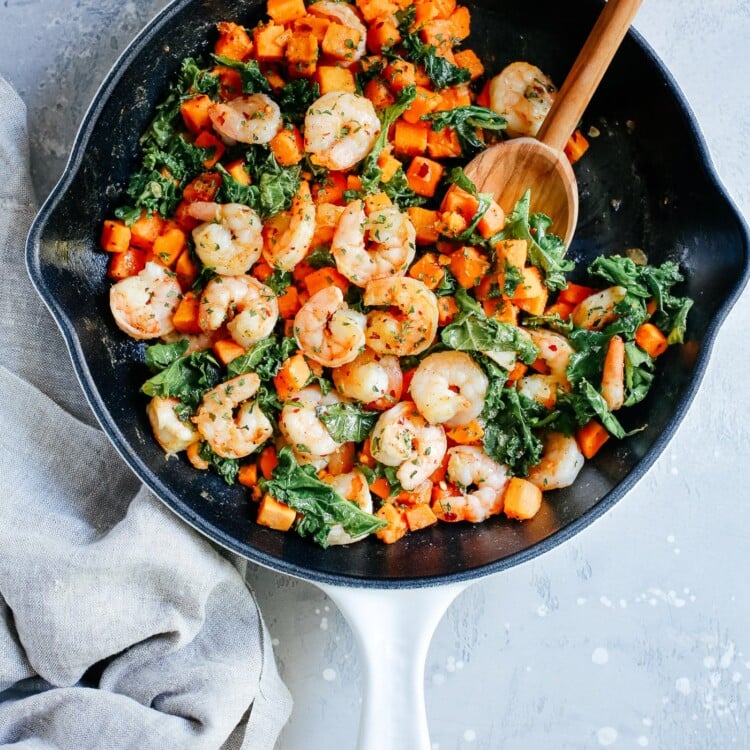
[27,0,749,587]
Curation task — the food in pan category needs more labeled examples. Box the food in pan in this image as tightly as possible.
[98,0,692,547]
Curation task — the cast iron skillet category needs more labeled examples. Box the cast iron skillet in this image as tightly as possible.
[26,0,749,589]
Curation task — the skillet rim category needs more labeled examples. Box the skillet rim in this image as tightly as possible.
[25,0,750,589]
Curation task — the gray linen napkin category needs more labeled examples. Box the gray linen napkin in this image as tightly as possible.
[0,77,292,749]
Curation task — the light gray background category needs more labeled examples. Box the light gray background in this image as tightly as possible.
[2,1,749,748]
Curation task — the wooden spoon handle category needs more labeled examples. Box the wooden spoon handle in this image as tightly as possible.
[537,0,643,153]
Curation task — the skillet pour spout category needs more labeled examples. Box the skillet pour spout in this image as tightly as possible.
[25,0,750,588]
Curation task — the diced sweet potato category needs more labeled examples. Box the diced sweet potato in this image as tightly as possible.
[257,494,297,531]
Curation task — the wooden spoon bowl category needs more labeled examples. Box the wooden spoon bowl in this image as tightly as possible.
[466,138,578,246]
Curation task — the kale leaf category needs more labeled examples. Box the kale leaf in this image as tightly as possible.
[423,106,506,155]
[115,170,180,225]
[141,57,219,150]
[395,6,471,89]
[381,168,427,209]
[481,386,545,476]
[217,147,301,220]
[115,58,220,224]
[496,191,573,291]
[316,403,380,443]
[227,336,298,382]
[359,86,417,193]
[441,289,539,364]
[624,341,655,407]
[211,55,272,94]
[141,349,223,413]
[264,269,293,295]
[278,79,321,123]
[588,256,693,343]
[261,447,387,547]
[306,246,336,269]
[198,443,240,485]
[144,340,190,371]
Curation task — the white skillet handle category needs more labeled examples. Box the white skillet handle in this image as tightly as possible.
[318,581,469,750]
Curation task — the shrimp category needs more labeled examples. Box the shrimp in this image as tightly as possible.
[410,351,488,427]
[363,277,439,357]
[517,327,574,409]
[601,334,625,411]
[193,373,273,459]
[433,446,509,523]
[332,348,403,410]
[570,285,628,330]
[331,201,416,286]
[321,470,373,545]
[294,286,367,367]
[308,1,366,62]
[109,261,182,340]
[527,432,585,491]
[189,202,263,275]
[304,91,381,171]
[199,275,279,348]
[369,401,447,491]
[209,93,282,145]
[279,385,342,466]
[262,181,316,271]
[146,396,199,456]
[489,62,557,138]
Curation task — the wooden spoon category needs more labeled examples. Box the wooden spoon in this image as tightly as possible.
[465,0,643,248]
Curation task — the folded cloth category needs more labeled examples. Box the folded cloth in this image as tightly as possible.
[0,77,292,749]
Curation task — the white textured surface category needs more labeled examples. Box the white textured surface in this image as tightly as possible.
[2,0,749,747]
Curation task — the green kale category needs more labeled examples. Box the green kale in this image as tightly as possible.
[217,148,301,220]
[501,259,524,297]
[115,170,180,225]
[215,163,254,204]
[141,57,219,150]
[305,246,336,269]
[211,55,272,94]
[355,58,385,93]
[144,340,189,371]
[423,106,506,155]
[481,386,545,476]
[566,328,609,386]
[434,265,458,297]
[142,135,213,182]
[228,336,298,382]
[261,447,387,547]
[192,264,218,293]
[278,79,321,123]
[576,379,630,439]
[141,350,223,413]
[588,256,693,343]
[116,134,216,224]
[441,289,539,364]
[395,6,471,89]
[315,403,380,443]
[265,269,293,295]
[496,190,573,291]
[116,57,220,224]
[381,168,427,209]
[623,341,655,407]
[359,85,416,193]
[198,443,240,485]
